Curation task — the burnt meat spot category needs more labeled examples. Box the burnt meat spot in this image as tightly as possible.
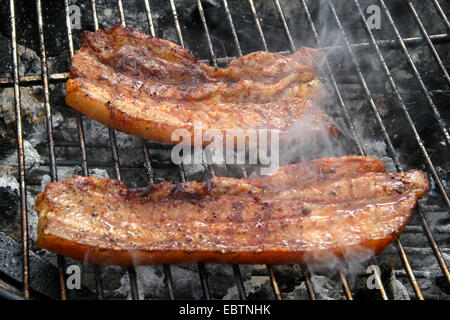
[301,207,311,216]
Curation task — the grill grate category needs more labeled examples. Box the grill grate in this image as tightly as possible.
[1,0,449,300]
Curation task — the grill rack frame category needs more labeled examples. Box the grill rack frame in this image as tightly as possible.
[1,0,449,300]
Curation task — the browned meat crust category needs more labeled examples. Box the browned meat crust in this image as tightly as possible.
[66,24,338,146]
[35,156,429,265]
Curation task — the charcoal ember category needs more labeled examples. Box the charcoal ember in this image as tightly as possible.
[147,146,172,163]
[179,263,252,299]
[270,265,305,292]
[285,282,310,300]
[115,264,253,299]
[0,87,44,126]
[116,265,205,299]
[90,0,147,31]
[285,274,345,300]
[182,163,206,180]
[116,266,172,300]
[398,253,450,299]
[151,166,182,185]
[0,0,91,58]
[87,168,109,179]
[204,264,254,299]
[0,230,96,299]
[0,84,65,184]
[1,86,64,148]
[0,140,43,186]
[436,270,450,296]
[206,147,228,177]
[0,174,38,246]
[222,278,275,300]
[222,280,259,300]
[0,35,11,78]
[205,264,253,279]
[180,146,207,181]
[56,116,105,146]
[388,270,410,300]
[0,175,20,240]
[0,35,41,77]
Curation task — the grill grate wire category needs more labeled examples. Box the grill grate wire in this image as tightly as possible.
[8,0,30,299]
[2,0,449,300]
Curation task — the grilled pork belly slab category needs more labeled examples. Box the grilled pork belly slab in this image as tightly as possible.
[66,24,337,146]
[35,156,429,265]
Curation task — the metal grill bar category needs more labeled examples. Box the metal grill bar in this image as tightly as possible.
[354,2,450,209]
[339,268,354,300]
[36,1,57,181]
[273,0,295,52]
[417,208,450,283]
[247,0,268,51]
[63,2,87,176]
[432,0,450,30]
[395,240,423,299]
[93,265,104,300]
[351,0,450,284]
[0,281,25,300]
[35,0,68,300]
[197,0,264,300]
[232,265,247,300]
[222,0,242,56]
[163,265,175,300]
[169,0,251,300]
[2,33,450,87]
[379,0,450,146]
[141,146,176,300]
[126,267,139,299]
[231,2,306,299]
[196,260,211,300]
[117,0,126,25]
[327,0,450,296]
[339,271,353,300]
[406,1,450,86]
[63,0,104,300]
[135,2,177,300]
[108,129,121,179]
[369,259,388,300]
[211,0,276,300]
[320,33,450,51]
[144,0,156,38]
[169,0,185,48]
[176,166,212,299]
[352,0,449,294]
[196,0,218,68]
[88,0,141,300]
[217,2,283,300]
[299,3,367,157]
[162,2,212,299]
[113,0,146,300]
[265,265,281,300]
[300,0,390,300]
[9,0,30,299]
[270,0,354,300]
[327,0,426,299]
[303,269,316,300]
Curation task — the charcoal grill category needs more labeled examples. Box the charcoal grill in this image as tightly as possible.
[0,0,449,300]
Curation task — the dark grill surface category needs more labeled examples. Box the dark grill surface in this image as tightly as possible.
[0,0,449,300]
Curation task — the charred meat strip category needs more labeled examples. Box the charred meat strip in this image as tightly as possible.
[66,24,337,146]
[35,156,429,265]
